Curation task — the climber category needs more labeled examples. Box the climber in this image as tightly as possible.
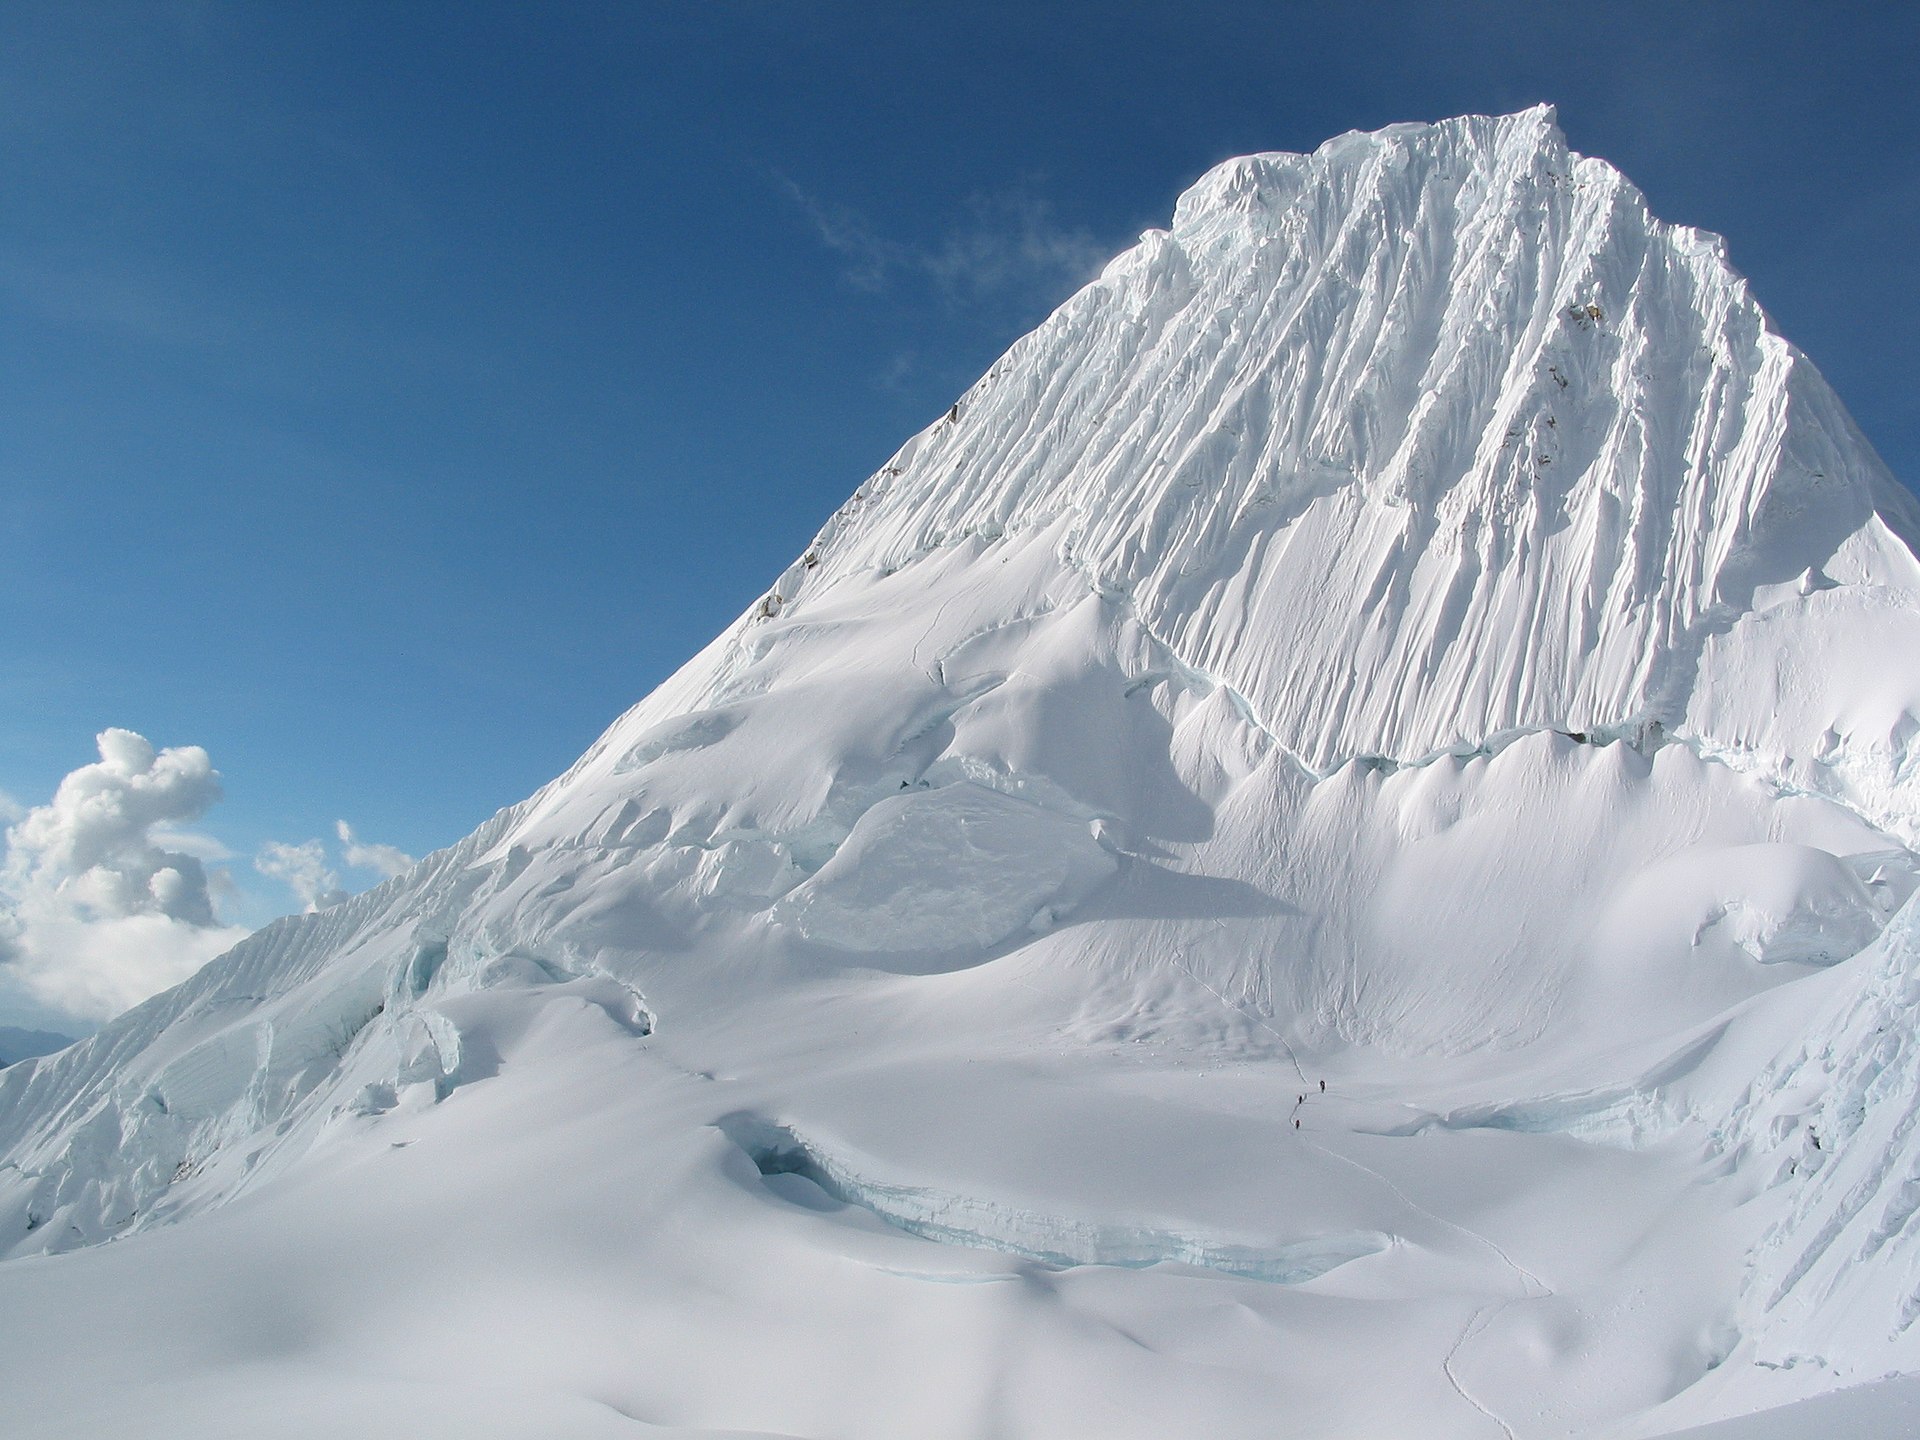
[1319,1079,1326,1093]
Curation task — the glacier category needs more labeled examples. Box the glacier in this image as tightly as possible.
[5,106,1920,1438]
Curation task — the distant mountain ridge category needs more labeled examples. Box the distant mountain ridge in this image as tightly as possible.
[0,1026,73,1066]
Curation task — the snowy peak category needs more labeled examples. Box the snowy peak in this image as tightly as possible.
[6,113,1920,1440]
[749,108,1920,829]
[1168,104,1570,239]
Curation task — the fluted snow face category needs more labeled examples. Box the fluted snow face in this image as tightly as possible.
[785,106,1920,806]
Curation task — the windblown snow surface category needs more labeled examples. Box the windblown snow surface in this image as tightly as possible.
[7,107,1920,1439]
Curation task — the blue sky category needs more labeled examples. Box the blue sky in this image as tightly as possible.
[2,3,1917,1025]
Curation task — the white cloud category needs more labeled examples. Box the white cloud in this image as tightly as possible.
[782,178,1108,308]
[254,839,348,914]
[2,735,428,1026]
[1,729,248,1022]
[253,820,414,915]
[6,728,221,922]
[0,910,240,1022]
[336,820,414,879]
[147,825,235,863]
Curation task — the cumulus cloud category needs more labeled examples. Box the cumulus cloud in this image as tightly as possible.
[254,839,348,914]
[336,820,415,879]
[7,729,220,921]
[1,733,427,1025]
[147,825,234,863]
[0,729,248,1022]
[253,820,415,914]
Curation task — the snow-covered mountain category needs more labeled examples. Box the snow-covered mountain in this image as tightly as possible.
[6,107,1920,1439]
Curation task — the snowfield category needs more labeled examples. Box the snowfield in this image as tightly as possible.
[6,107,1920,1438]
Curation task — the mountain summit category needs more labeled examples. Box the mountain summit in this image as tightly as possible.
[786,104,1920,792]
[7,110,1920,1439]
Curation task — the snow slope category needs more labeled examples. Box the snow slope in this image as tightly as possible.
[5,108,1920,1439]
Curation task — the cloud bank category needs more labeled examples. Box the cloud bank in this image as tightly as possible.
[0,730,248,1022]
